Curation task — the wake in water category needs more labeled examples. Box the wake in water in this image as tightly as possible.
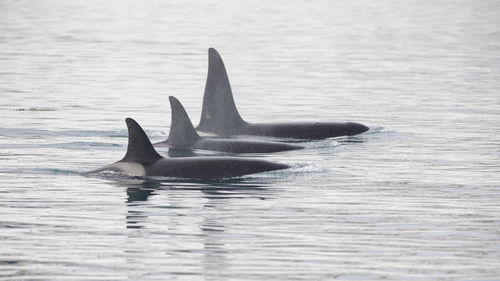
[1,167,81,176]
[0,127,380,183]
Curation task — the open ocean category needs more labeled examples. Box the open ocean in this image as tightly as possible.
[1,0,499,280]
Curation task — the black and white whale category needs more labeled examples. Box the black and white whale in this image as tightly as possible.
[196,48,369,140]
[86,118,289,180]
[153,96,304,153]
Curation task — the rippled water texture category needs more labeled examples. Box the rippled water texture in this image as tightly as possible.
[1,0,500,280]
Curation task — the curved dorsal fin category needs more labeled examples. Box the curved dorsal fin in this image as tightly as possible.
[121,118,162,164]
[166,96,201,148]
[196,48,246,136]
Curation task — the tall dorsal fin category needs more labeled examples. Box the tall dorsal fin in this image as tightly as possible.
[166,96,201,148]
[121,118,162,164]
[196,48,247,136]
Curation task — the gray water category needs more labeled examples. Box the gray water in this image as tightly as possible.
[1,0,500,280]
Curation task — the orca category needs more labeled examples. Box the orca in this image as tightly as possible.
[153,96,304,153]
[196,48,369,139]
[86,118,289,180]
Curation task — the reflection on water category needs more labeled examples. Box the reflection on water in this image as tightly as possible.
[1,0,500,279]
[118,178,277,279]
[165,148,201,157]
[127,187,156,203]
[122,178,276,232]
[125,180,160,229]
[201,204,228,281]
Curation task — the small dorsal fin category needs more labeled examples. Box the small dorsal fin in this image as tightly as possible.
[166,96,201,148]
[196,48,247,136]
[121,118,162,164]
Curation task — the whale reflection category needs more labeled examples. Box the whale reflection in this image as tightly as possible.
[110,177,278,229]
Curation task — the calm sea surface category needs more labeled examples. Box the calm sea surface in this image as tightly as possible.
[1,0,499,280]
